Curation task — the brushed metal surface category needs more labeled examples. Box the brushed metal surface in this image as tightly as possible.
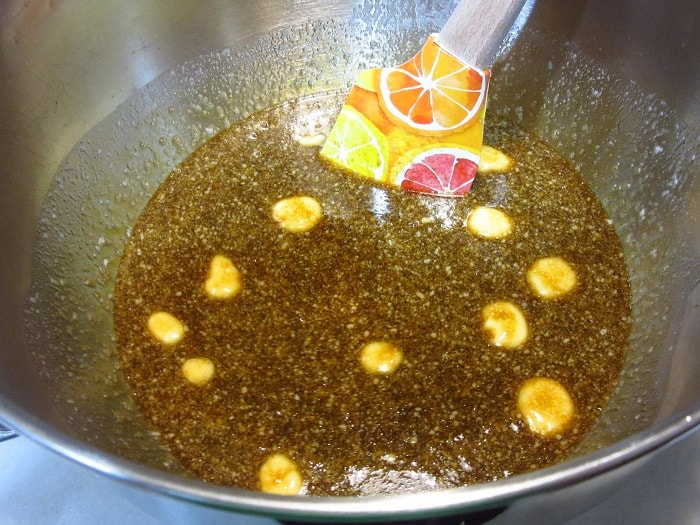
[0,0,698,521]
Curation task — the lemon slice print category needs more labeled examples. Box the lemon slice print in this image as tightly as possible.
[320,105,389,182]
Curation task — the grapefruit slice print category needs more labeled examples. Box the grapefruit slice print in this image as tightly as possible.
[394,146,480,195]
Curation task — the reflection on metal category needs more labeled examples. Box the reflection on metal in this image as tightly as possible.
[496,0,536,62]
[0,423,17,442]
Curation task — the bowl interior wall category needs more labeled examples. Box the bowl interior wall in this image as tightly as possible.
[1,0,699,498]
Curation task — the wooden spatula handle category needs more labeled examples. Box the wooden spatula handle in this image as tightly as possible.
[437,0,528,69]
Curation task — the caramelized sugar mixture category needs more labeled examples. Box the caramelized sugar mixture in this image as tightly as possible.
[114,93,631,495]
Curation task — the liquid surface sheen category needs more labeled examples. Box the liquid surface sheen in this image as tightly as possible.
[114,93,631,495]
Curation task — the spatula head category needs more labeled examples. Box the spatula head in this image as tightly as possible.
[320,35,490,196]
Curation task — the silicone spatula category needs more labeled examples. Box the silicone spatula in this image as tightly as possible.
[319,0,528,196]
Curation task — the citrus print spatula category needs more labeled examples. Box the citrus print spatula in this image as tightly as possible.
[320,0,528,196]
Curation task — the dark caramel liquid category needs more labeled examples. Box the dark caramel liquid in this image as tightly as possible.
[114,92,631,495]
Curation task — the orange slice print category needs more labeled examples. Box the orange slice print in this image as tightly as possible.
[377,35,489,136]
[394,146,480,195]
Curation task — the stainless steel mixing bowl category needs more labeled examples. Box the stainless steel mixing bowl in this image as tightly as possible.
[0,0,698,521]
